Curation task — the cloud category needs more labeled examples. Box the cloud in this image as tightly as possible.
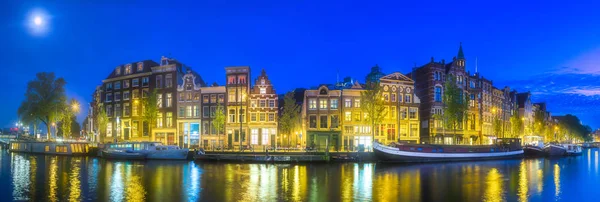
[499,70,600,128]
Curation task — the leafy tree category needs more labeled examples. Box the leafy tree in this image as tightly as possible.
[279,91,301,147]
[95,104,108,142]
[533,108,546,137]
[557,114,592,142]
[18,102,39,137]
[493,115,502,138]
[212,103,226,148]
[142,89,159,140]
[509,112,523,138]
[360,82,387,144]
[71,118,81,138]
[60,98,80,138]
[442,75,469,144]
[18,72,67,139]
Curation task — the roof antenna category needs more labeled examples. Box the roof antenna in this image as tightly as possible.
[336,68,339,87]
[475,57,478,75]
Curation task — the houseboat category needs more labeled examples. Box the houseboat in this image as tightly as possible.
[543,144,566,156]
[523,136,545,157]
[100,142,189,160]
[9,141,90,156]
[102,149,147,160]
[373,138,523,163]
[563,144,582,156]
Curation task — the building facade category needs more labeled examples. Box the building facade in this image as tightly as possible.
[248,69,278,147]
[101,60,159,143]
[408,44,473,144]
[225,66,251,149]
[304,85,342,151]
[151,57,190,145]
[379,72,421,144]
[199,85,226,149]
[176,70,204,148]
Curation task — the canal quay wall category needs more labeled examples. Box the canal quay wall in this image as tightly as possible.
[195,151,377,163]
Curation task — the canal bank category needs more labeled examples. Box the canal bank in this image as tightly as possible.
[1,148,599,201]
[195,151,377,162]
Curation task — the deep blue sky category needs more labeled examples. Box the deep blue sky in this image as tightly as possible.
[1,0,599,130]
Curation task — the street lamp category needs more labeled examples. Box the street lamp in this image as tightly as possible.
[51,122,56,139]
[72,102,80,113]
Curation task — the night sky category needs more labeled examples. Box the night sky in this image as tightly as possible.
[1,1,599,129]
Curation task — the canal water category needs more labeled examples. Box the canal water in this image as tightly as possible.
[0,148,599,202]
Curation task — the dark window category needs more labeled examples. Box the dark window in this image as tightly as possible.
[320,115,327,128]
[309,116,317,128]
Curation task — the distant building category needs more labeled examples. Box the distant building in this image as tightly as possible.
[517,92,533,136]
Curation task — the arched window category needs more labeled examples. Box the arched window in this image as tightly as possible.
[434,87,442,102]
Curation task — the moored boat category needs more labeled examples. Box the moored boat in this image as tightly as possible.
[9,141,90,156]
[523,136,545,157]
[543,144,566,156]
[101,142,189,160]
[563,144,582,156]
[523,145,545,157]
[102,149,147,160]
[373,138,523,163]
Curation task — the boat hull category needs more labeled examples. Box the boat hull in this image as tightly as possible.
[543,145,566,156]
[566,151,582,156]
[142,150,189,160]
[102,151,146,160]
[373,143,523,163]
[523,146,545,157]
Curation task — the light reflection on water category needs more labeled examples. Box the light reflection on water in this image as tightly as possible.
[2,148,600,201]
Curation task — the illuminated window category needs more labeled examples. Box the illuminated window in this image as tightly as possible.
[309,99,316,110]
[166,112,173,127]
[330,99,338,109]
[251,129,259,145]
[157,94,163,108]
[125,65,132,75]
[166,93,172,107]
[137,62,143,71]
[319,99,327,109]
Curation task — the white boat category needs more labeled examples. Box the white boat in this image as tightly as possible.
[563,144,582,156]
[102,149,146,160]
[102,142,189,160]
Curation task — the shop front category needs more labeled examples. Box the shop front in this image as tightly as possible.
[307,132,340,151]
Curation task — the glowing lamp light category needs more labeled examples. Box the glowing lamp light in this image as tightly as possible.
[34,16,43,26]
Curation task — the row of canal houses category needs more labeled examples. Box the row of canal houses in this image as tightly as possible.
[88,44,548,150]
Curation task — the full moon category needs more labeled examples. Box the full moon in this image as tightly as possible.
[34,16,42,26]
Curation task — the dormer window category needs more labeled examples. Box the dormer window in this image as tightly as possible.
[125,64,132,75]
[161,57,169,66]
[115,66,121,75]
[260,79,265,85]
[137,62,143,71]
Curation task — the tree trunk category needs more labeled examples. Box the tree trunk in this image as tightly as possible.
[47,124,52,140]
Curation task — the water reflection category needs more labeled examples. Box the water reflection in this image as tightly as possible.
[11,154,30,201]
[2,149,600,201]
[554,163,561,200]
